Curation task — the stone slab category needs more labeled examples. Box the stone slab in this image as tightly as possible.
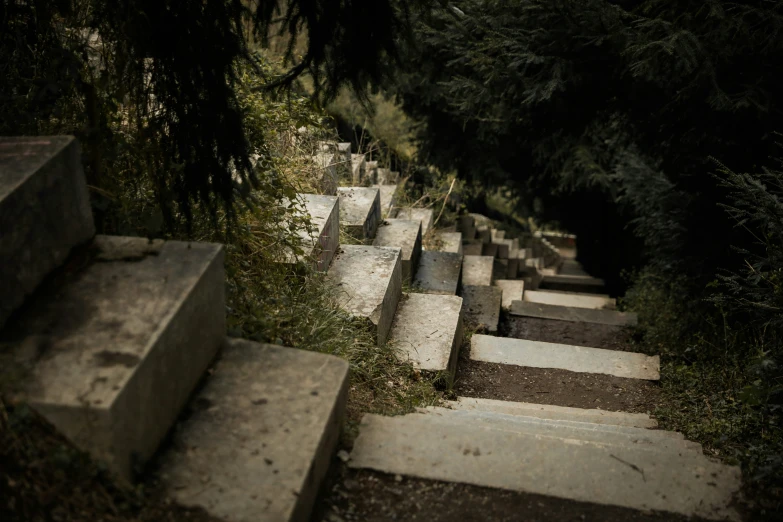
[461,255,494,286]
[494,279,525,309]
[389,293,463,378]
[435,231,463,255]
[158,339,349,522]
[561,258,589,276]
[412,251,462,295]
[376,168,398,185]
[327,245,402,345]
[351,154,366,184]
[371,184,398,217]
[493,242,510,259]
[461,286,501,333]
[506,257,519,279]
[492,258,508,282]
[394,207,434,236]
[456,215,476,240]
[541,274,606,294]
[510,300,638,326]
[470,335,660,380]
[476,226,491,243]
[373,219,422,283]
[447,397,658,428]
[524,289,616,310]
[312,152,338,194]
[349,414,741,521]
[337,187,381,239]
[481,243,498,257]
[463,243,483,256]
[285,194,339,271]
[0,136,96,330]
[4,236,225,479]
[491,229,506,242]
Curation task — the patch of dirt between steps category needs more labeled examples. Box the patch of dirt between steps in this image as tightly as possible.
[314,466,707,522]
[455,359,660,413]
[501,315,639,352]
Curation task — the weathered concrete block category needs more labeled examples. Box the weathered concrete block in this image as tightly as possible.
[561,258,589,276]
[493,258,508,282]
[494,279,525,309]
[327,245,402,345]
[456,215,476,240]
[376,168,398,185]
[476,226,491,243]
[506,257,519,279]
[510,300,638,326]
[158,339,349,522]
[412,251,462,295]
[394,207,434,236]
[373,219,422,283]
[312,152,338,195]
[491,229,506,242]
[337,187,381,239]
[389,293,463,379]
[481,242,499,257]
[0,136,95,329]
[351,154,366,184]
[541,274,606,294]
[462,243,483,256]
[284,194,339,271]
[5,236,225,479]
[470,334,660,380]
[524,289,616,310]
[365,160,379,183]
[462,255,494,286]
[461,285,501,333]
[371,184,397,218]
[435,231,463,255]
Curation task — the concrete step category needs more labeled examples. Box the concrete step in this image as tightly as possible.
[411,251,462,295]
[0,136,96,330]
[482,243,498,257]
[350,154,366,184]
[348,414,741,521]
[393,207,434,236]
[389,293,463,379]
[456,215,476,240]
[327,245,402,345]
[311,151,338,194]
[462,242,482,256]
[505,257,520,279]
[433,231,463,255]
[373,219,422,283]
[541,274,606,294]
[284,194,339,271]
[491,229,506,242]
[337,187,381,239]
[365,160,378,182]
[492,258,508,282]
[461,255,494,286]
[376,168,398,185]
[476,225,491,243]
[446,397,658,428]
[492,242,510,259]
[493,279,525,309]
[461,286,502,333]
[158,339,349,522]
[524,289,616,310]
[470,334,660,380]
[371,184,398,218]
[418,407,701,453]
[510,300,638,326]
[3,235,225,479]
[561,258,589,276]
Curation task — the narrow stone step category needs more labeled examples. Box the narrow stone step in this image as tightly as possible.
[434,231,463,255]
[351,153,366,184]
[0,136,95,329]
[541,274,606,294]
[419,408,701,453]
[365,160,378,181]
[311,151,338,194]
[337,187,381,239]
[412,251,462,295]
[389,293,463,379]
[158,339,349,522]
[524,289,616,310]
[462,243,483,256]
[373,219,422,283]
[470,335,660,380]
[476,225,492,243]
[456,215,476,240]
[493,242,510,259]
[481,242,498,257]
[491,229,506,242]
[493,279,525,309]
[349,414,741,521]
[505,257,519,279]
[371,184,398,217]
[3,235,225,480]
[447,397,658,428]
[394,207,434,236]
[561,258,589,276]
[376,168,398,185]
[511,300,638,326]
[327,245,402,345]
[461,255,493,286]
[492,258,508,282]
[461,286,501,333]
[284,194,339,271]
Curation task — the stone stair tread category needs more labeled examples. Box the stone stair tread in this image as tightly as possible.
[470,334,660,380]
[433,231,463,255]
[418,407,701,452]
[285,193,339,271]
[371,183,398,218]
[510,300,638,326]
[394,207,434,236]
[447,397,658,428]
[158,339,349,522]
[461,286,501,333]
[326,245,402,345]
[3,235,225,479]
[388,293,463,378]
[461,255,494,286]
[524,289,616,310]
[337,187,381,239]
[1,136,95,329]
[373,219,422,283]
[411,250,462,295]
[494,280,526,309]
[348,414,741,521]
